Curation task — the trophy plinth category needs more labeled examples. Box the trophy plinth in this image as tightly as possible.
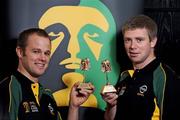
[77,83,92,90]
[101,84,117,94]
[101,59,116,94]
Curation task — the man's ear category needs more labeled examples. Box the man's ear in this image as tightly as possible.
[16,46,23,58]
[151,37,157,48]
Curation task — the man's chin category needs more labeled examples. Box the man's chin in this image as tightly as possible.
[33,71,46,77]
[130,58,141,64]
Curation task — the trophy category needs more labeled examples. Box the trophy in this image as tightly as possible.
[101,59,117,94]
[77,58,92,90]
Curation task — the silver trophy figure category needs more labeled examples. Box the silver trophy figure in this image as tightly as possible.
[77,58,92,90]
[101,59,116,93]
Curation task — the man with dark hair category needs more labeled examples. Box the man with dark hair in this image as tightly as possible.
[0,28,94,120]
[102,15,179,120]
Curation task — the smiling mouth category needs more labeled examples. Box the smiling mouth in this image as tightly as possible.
[60,58,81,69]
[36,63,46,68]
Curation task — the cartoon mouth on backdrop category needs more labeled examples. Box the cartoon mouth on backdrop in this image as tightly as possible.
[60,58,81,69]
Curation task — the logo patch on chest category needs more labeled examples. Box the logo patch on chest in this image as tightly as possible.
[137,85,147,97]
[118,86,126,96]
[48,103,55,115]
[22,101,39,113]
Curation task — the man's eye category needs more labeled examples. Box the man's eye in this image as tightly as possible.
[45,52,51,56]
[137,39,143,42]
[124,39,131,43]
[33,50,40,54]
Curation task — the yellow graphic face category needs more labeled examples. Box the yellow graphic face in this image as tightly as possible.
[38,2,121,110]
[39,6,109,69]
[39,6,110,108]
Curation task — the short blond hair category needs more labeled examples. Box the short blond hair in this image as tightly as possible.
[122,15,157,40]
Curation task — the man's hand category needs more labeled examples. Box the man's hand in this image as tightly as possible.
[101,92,118,120]
[69,82,95,108]
[68,82,94,120]
[101,92,118,107]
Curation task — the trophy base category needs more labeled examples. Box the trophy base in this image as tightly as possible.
[77,83,92,90]
[101,84,117,94]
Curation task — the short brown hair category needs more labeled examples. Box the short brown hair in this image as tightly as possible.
[17,28,50,51]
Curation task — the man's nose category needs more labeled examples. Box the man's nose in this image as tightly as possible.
[130,40,136,49]
[39,53,47,61]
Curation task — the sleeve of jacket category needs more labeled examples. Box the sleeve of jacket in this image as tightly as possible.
[0,76,11,120]
[161,64,180,120]
[153,63,180,120]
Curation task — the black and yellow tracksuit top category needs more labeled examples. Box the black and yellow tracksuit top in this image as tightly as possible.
[115,59,179,120]
[0,71,62,120]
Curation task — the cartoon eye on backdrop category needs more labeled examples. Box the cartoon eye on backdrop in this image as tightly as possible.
[39,0,120,110]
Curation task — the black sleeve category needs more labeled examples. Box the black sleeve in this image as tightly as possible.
[162,65,180,120]
[115,74,121,89]
[0,76,10,120]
